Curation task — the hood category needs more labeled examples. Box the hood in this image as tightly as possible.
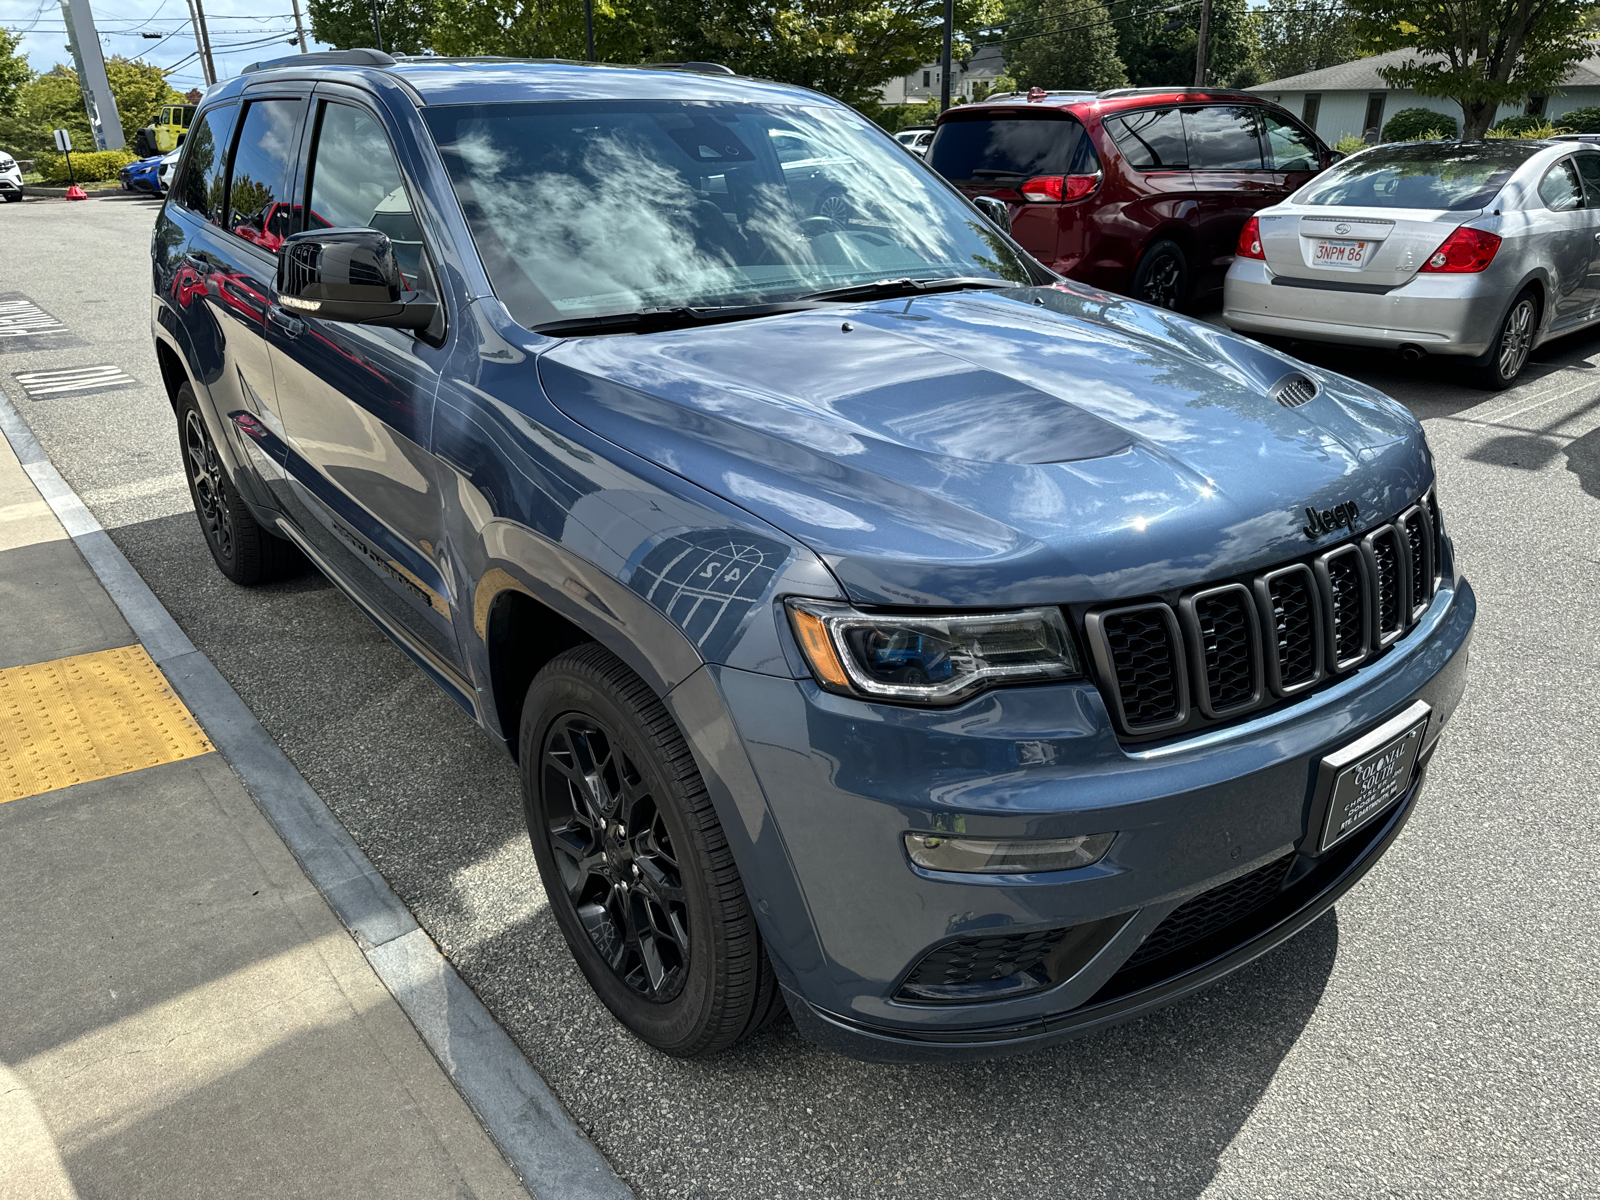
[537,287,1432,607]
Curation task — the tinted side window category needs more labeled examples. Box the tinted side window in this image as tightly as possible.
[226,98,305,252]
[1104,108,1187,169]
[1185,106,1264,170]
[1539,159,1585,211]
[1574,153,1600,204]
[1262,112,1319,171]
[306,102,431,289]
[174,104,237,225]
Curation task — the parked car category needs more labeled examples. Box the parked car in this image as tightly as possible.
[927,87,1335,308]
[0,150,22,203]
[120,153,166,195]
[153,51,1472,1062]
[158,146,182,193]
[894,125,935,155]
[1224,139,1600,389]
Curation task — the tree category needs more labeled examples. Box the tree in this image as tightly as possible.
[0,59,181,156]
[309,0,440,54]
[1112,0,1259,88]
[428,0,649,61]
[106,56,185,135]
[0,28,31,115]
[1346,0,1597,139]
[1253,0,1362,83]
[997,0,1127,92]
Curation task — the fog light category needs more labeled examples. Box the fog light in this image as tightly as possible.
[905,831,1114,874]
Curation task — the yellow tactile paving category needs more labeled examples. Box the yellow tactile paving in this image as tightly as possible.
[0,645,212,803]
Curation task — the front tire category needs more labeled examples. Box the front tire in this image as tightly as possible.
[520,643,783,1057]
[175,384,303,584]
[1464,288,1537,390]
[1132,239,1189,310]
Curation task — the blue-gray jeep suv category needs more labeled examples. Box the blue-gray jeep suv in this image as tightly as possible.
[150,50,1474,1061]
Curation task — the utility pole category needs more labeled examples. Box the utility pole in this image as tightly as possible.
[1192,0,1212,87]
[185,0,216,85]
[939,0,953,112]
[291,0,309,52]
[585,0,594,61]
[370,0,384,52]
[60,0,125,150]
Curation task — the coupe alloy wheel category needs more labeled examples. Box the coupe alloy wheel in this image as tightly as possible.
[542,713,690,1002]
[184,408,234,562]
[1497,298,1534,381]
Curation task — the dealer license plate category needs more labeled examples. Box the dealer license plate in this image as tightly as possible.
[1317,702,1430,852]
[1313,238,1369,269]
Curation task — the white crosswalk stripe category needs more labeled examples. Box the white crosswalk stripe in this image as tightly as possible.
[13,364,138,399]
[0,299,68,339]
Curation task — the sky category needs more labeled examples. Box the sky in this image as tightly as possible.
[3,0,335,92]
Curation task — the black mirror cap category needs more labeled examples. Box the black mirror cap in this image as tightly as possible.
[278,227,435,330]
[973,195,1011,233]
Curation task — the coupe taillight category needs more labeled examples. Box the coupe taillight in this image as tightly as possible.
[1419,226,1501,273]
[1019,174,1099,203]
[1236,216,1264,260]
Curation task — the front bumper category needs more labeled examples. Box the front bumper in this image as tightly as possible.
[684,573,1474,1062]
[1223,258,1508,356]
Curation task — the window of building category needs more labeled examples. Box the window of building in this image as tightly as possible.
[1302,93,1321,132]
[1364,92,1386,139]
[1526,94,1548,116]
[923,71,930,87]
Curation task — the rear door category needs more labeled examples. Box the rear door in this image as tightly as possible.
[1100,106,1197,274]
[264,87,462,678]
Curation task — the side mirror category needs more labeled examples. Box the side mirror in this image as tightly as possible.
[1325,151,1345,165]
[973,195,1012,233]
[277,227,435,330]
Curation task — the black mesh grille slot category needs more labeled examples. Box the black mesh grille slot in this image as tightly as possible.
[1262,567,1319,691]
[1270,372,1319,408]
[1124,853,1294,969]
[1400,507,1432,621]
[1320,547,1368,669]
[1100,606,1183,729]
[898,927,1068,997]
[1184,586,1259,715]
[1365,526,1406,644]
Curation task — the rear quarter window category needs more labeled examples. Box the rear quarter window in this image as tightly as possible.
[1104,108,1187,169]
[928,112,1096,182]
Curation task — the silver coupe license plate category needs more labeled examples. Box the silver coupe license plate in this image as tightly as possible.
[1317,701,1430,852]
[1313,238,1369,269]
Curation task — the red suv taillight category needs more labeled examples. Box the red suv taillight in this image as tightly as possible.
[1236,216,1264,260]
[1419,226,1501,273]
[1019,174,1099,203]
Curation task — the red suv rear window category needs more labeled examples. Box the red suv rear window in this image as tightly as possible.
[927,111,1098,184]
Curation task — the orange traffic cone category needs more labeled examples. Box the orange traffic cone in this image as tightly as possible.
[65,185,87,200]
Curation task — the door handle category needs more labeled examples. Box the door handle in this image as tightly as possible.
[268,305,305,337]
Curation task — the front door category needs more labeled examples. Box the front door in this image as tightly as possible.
[264,91,463,682]
[1184,105,1277,289]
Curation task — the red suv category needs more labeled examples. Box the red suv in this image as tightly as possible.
[927,87,1334,309]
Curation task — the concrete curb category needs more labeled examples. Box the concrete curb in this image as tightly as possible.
[0,391,634,1200]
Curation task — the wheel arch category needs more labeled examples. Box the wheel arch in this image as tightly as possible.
[482,584,596,759]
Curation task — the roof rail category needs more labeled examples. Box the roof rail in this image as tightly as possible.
[1097,86,1261,100]
[982,90,1096,103]
[242,47,396,74]
[643,61,736,76]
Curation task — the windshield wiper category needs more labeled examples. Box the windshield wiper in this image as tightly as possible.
[531,301,820,337]
[799,277,1018,303]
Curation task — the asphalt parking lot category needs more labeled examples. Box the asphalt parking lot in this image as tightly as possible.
[3,193,1596,1199]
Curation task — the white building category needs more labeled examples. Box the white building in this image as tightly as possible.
[1250,48,1600,142]
[879,46,1005,109]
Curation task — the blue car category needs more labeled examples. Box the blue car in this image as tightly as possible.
[150,51,1474,1061]
[120,153,164,195]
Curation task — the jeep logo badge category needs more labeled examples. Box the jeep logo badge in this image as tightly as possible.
[1303,500,1359,539]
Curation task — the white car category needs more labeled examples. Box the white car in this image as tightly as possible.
[159,147,182,193]
[894,126,935,155]
[0,152,23,203]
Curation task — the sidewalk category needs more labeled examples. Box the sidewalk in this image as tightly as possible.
[0,421,528,1197]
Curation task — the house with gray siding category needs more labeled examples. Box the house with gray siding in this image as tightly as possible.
[1250,48,1600,142]
[879,46,1005,108]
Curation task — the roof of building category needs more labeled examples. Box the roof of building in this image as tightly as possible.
[1250,48,1600,93]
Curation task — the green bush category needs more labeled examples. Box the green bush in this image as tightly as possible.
[1332,134,1368,155]
[1382,107,1457,142]
[1555,106,1600,133]
[35,149,136,182]
[1492,114,1553,136]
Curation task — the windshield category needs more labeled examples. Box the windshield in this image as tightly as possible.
[422,100,1034,330]
[1297,141,1540,211]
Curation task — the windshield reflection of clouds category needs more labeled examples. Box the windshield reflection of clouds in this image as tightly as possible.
[426,102,1032,326]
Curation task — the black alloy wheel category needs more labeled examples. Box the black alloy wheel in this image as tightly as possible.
[542,712,691,1002]
[175,384,303,585]
[1466,289,1537,390]
[1133,239,1189,310]
[520,643,785,1056]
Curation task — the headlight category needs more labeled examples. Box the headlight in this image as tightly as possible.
[786,599,1081,705]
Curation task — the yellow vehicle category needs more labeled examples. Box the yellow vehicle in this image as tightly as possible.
[134,104,196,158]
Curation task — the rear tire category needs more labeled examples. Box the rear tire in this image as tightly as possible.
[520,643,784,1057]
[135,128,157,157]
[1464,288,1538,391]
[175,384,304,585]
[1132,239,1189,310]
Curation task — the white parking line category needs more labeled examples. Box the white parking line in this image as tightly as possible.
[0,299,68,339]
[13,365,138,399]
